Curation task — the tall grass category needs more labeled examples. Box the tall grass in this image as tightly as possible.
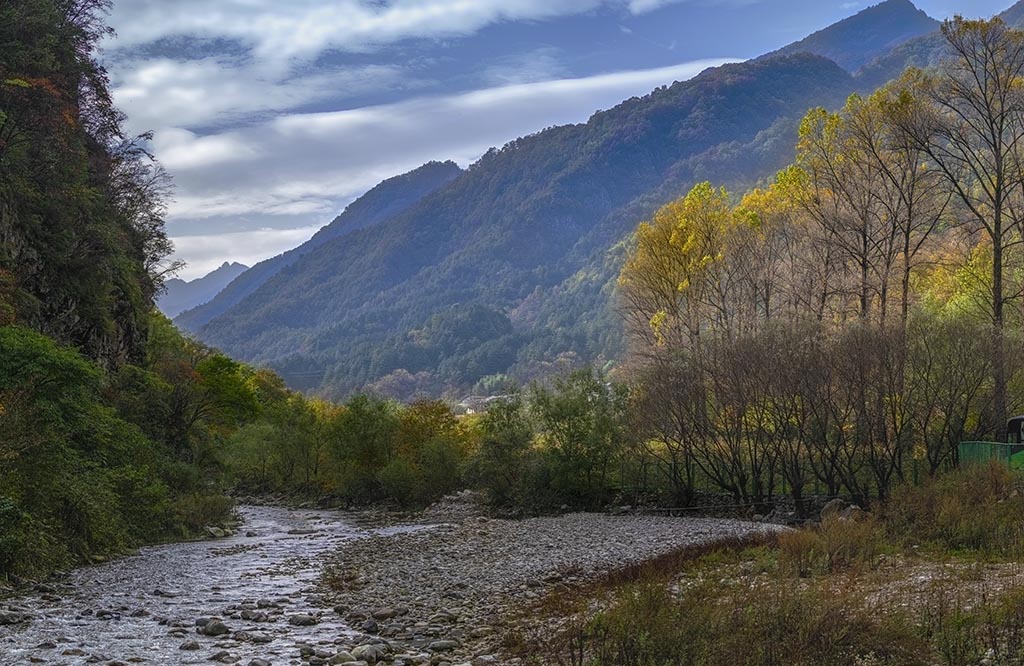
[531,465,1024,666]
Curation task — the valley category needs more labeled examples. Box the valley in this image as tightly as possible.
[6,0,1024,665]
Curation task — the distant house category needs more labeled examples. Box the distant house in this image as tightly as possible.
[456,394,511,415]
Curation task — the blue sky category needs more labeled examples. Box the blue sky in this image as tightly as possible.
[101,0,1014,278]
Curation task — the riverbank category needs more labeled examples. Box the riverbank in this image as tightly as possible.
[0,500,779,666]
[321,506,782,665]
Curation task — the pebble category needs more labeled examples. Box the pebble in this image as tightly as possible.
[322,496,781,663]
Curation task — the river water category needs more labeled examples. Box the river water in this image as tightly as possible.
[0,505,425,665]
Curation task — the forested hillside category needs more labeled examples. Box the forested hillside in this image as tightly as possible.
[192,55,857,399]
[186,0,971,401]
[856,1,1024,87]
[0,0,168,367]
[175,161,463,332]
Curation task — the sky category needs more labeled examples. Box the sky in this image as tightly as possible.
[101,0,1014,279]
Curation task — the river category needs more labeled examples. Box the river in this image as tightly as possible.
[0,505,426,665]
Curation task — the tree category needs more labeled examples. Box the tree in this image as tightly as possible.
[530,371,630,508]
[895,17,1024,435]
[469,394,534,506]
[0,0,174,366]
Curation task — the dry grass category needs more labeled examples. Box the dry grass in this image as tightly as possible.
[515,467,1024,666]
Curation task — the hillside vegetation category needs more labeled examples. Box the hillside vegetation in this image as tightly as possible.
[192,54,857,399]
[183,0,1024,402]
[175,161,463,332]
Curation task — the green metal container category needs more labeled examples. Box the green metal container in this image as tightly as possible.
[958,441,1024,469]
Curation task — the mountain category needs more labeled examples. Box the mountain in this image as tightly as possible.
[857,1,1024,88]
[183,0,960,401]
[175,161,462,332]
[191,55,856,397]
[158,262,249,318]
[768,0,939,72]
[1002,0,1024,25]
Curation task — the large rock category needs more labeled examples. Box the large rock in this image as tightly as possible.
[819,498,847,521]
[428,640,460,652]
[351,644,385,663]
[198,618,231,636]
[0,611,26,625]
[288,613,317,626]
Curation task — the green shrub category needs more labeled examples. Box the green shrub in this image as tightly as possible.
[377,457,421,507]
[884,464,1024,556]
[172,494,235,535]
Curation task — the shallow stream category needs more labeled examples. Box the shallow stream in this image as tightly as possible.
[0,505,421,665]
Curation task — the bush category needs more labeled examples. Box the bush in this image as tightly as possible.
[884,464,1024,556]
[547,579,927,666]
[820,513,884,573]
[172,494,235,535]
[377,457,421,507]
[778,528,824,577]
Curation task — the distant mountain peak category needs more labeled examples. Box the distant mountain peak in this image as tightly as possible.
[174,160,463,332]
[1000,0,1024,26]
[766,0,939,72]
[157,261,250,319]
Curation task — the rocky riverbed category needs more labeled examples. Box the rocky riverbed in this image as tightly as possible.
[0,506,427,666]
[0,501,778,666]
[322,496,782,665]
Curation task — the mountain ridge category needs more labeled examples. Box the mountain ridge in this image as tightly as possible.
[193,54,856,397]
[184,0,994,400]
[158,261,249,319]
[175,161,463,332]
[767,0,940,72]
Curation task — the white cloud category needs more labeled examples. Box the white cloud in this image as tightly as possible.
[154,128,260,170]
[107,0,608,70]
[481,47,571,86]
[112,56,408,133]
[171,224,327,280]
[161,58,735,220]
[627,0,757,13]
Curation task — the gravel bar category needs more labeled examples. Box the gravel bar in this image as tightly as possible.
[325,510,782,665]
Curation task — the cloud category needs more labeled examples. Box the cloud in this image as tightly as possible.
[480,48,571,86]
[112,56,409,133]
[627,0,758,13]
[107,0,609,71]
[161,58,735,221]
[154,128,261,170]
[171,224,327,280]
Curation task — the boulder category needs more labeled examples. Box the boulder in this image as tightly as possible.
[288,613,317,626]
[428,640,460,652]
[199,618,231,636]
[819,498,847,520]
[351,644,385,663]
